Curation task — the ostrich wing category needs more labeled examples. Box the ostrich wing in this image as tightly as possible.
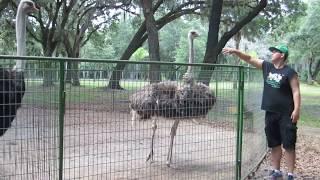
[177,82,216,117]
[130,85,156,119]
[152,81,181,118]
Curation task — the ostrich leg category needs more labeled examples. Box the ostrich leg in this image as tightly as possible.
[146,117,157,162]
[166,119,180,167]
[131,110,138,126]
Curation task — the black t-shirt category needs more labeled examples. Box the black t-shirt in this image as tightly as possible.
[261,61,297,114]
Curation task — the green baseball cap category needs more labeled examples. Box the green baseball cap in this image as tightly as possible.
[269,44,289,57]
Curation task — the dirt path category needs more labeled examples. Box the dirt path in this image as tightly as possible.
[248,126,320,179]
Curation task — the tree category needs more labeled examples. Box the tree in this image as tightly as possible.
[107,0,207,89]
[198,0,267,84]
[287,0,320,83]
[61,0,126,86]
[21,0,77,86]
[199,0,306,85]
[0,0,9,17]
[141,0,161,83]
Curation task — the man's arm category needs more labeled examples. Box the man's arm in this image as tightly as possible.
[222,48,263,69]
[290,74,301,123]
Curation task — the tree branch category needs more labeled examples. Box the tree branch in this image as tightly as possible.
[81,14,118,47]
[26,24,41,43]
[157,6,205,28]
[153,0,164,12]
[217,0,267,52]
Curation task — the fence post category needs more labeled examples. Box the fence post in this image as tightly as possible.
[236,66,245,180]
[58,60,66,180]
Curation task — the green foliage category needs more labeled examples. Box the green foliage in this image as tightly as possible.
[289,1,320,51]
[82,32,115,59]
[173,19,207,64]
[159,21,183,63]
[131,48,148,61]
[218,0,307,42]
[0,26,15,55]
[271,0,320,81]
[299,83,320,127]
[108,20,136,59]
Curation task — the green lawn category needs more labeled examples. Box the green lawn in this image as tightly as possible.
[299,83,320,127]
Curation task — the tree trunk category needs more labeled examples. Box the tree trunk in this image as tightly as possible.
[311,59,320,81]
[107,22,148,89]
[141,0,161,83]
[42,48,56,87]
[66,62,72,83]
[307,57,313,84]
[63,31,81,86]
[71,62,80,86]
[198,0,223,85]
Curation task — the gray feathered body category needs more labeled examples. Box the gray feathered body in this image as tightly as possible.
[129,81,215,121]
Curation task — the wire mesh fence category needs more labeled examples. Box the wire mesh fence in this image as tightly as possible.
[0,56,266,180]
[0,59,60,180]
[241,68,266,178]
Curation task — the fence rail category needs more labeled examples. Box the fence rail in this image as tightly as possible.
[0,56,266,180]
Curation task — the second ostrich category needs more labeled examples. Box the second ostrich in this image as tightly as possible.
[0,0,38,136]
[129,30,216,166]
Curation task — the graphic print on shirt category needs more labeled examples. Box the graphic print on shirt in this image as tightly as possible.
[266,72,283,88]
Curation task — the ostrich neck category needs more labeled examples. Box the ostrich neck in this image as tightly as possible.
[16,7,27,72]
[187,37,194,73]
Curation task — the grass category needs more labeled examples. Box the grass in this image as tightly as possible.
[24,79,319,128]
[21,79,244,121]
[23,79,318,127]
[299,83,320,128]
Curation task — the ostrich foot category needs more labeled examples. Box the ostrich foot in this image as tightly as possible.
[146,150,154,163]
[166,160,171,167]
[192,118,200,124]
[131,110,138,126]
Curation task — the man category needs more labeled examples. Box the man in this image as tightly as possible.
[223,44,301,180]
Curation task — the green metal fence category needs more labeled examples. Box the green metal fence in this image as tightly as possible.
[0,55,266,180]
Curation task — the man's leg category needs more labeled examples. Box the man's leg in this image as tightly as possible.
[264,112,282,171]
[285,149,296,173]
[271,145,282,170]
[280,113,297,177]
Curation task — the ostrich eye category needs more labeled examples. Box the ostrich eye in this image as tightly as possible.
[25,1,34,7]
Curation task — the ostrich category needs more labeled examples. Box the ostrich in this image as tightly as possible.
[129,30,216,166]
[0,0,38,136]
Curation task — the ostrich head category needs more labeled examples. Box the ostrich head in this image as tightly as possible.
[188,30,199,41]
[19,0,39,14]
[187,30,199,66]
[15,0,38,72]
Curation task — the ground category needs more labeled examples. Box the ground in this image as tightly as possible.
[0,93,320,180]
[0,106,241,180]
[248,126,320,179]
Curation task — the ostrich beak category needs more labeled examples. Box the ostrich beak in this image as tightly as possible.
[26,4,39,15]
[190,31,200,37]
[33,3,40,12]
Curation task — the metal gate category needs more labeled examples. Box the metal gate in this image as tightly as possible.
[0,56,266,180]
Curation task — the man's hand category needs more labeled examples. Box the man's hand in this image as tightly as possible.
[221,47,263,69]
[222,48,236,55]
[291,109,300,123]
